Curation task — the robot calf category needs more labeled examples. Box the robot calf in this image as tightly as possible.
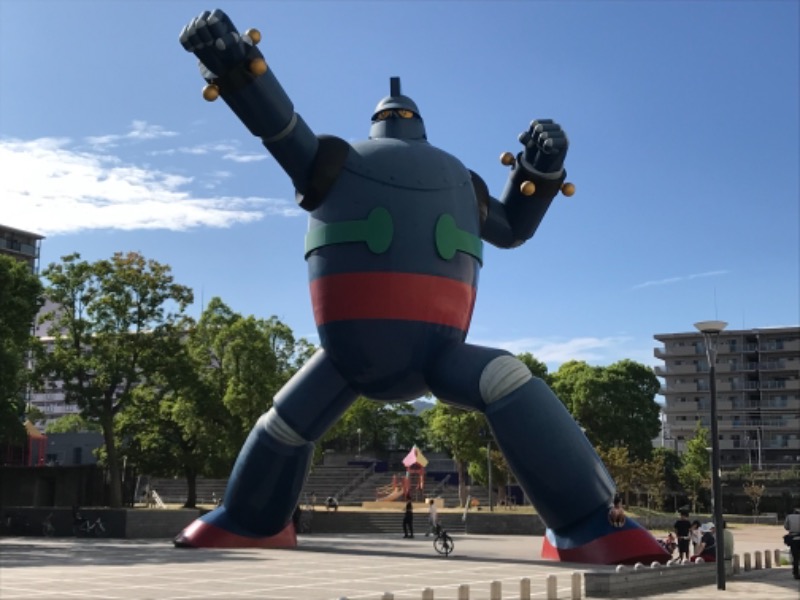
[173,9,667,565]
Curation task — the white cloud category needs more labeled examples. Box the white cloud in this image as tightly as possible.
[84,120,178,148]
[632,269,729,290]
[468,334,638,370]
[0,136,301,235]
[149,141,266,163]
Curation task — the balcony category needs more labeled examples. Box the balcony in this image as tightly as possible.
[760,339,800,353]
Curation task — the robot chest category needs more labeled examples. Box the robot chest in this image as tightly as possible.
[305,181,483,266]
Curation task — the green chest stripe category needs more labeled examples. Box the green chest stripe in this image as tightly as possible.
[304,207,482,264]
[305,207,393,256]
[435,214,483,264]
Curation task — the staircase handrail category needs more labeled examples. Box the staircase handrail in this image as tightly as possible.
[334,463,376,502]
[429,473,452,496]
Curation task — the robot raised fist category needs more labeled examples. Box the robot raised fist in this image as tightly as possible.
[173,8,666,567]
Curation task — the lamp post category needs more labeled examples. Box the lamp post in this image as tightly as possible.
[694,319,728,591]
[356,428,362,457]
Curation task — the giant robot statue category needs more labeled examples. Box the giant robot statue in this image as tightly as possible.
[175,9,667,564]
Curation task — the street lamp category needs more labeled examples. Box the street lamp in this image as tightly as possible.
[356,428,362,457]
[694,319,728,591]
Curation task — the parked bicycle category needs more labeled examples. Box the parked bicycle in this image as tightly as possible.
[75,516,106,537]
[432,524,454,557]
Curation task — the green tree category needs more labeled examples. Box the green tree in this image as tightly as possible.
[35,252,192,507]
[677,422,711,513]
[45,413,101,433]
[551,359,661,459]
[517,352,550,384]
[119,298,312,507]
[329,397,424,457]
[639,451,667,510]
[598,446,637,505]
[423,402,486,507]
[652,447,682,510]
[0,255,43,445]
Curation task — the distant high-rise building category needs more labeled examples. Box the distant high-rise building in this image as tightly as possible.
[654,326,800,469]
[0,224,44,273]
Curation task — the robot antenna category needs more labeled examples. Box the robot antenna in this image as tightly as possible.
[390,77,401,96]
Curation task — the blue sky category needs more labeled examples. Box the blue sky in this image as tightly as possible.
[1,1,798,382]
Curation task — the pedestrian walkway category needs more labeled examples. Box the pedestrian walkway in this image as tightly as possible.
[0,527,795,599]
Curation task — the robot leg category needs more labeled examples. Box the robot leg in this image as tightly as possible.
[174,349,357,548]
[428,344,668,565]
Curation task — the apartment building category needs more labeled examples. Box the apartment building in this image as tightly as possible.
[0,223,44,273]
[654,326,800,469]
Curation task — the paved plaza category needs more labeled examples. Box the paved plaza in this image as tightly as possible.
[0,526,797,599]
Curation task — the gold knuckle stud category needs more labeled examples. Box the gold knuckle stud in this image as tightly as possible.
[520,181,536,196]
[561,182,576,197]
[500,152,515,166]
[245,28,262,45]
[202,84,220,102]
[249,58,268,76]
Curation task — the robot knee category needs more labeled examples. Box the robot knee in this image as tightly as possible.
[258,408,307,447]
[479,355,532,404]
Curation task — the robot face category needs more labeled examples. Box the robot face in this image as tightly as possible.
[369,77,427,141]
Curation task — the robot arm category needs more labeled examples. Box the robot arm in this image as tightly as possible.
[477,120,573,249]
[180,10,349,207]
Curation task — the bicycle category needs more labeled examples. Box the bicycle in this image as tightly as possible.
[76,517,106,537]
[432,525,454,557]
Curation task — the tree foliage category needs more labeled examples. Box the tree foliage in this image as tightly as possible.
[676,421,711,513]
[119,297,312,507]
[45,413,101,433]
[0,255,43,445]
[424,402,486,506]
[551,359,661,460]
[35,252,192,507]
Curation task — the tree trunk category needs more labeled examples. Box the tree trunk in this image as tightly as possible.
[456,459,466,508]
[102,419,122,508]
[184,468,197,508]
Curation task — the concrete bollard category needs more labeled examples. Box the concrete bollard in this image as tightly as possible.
[546,574,557,600]
[421,588,434,600]
[520,577,530,600]
[744,552,751,571]
[765,550,772,569]
[732,554,740,574]
[755,550,762,570]
[774,549,781,565]
[457,584,469,600]
[381,594,394,600]
[490,580,501,600]
[571,571,582,600]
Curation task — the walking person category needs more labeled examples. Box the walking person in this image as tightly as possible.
[424,498,439,537]
[784,507,800,580]
[402,499,414,538]
[673,510,692,560]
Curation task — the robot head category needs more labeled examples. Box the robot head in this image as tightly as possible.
[369,77,427,141]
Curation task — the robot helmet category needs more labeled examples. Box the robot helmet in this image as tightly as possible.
[370,77,427,141]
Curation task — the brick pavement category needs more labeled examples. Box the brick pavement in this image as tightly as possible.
[0,525,795,599]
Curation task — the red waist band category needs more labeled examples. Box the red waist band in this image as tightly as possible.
[310,272,476,331]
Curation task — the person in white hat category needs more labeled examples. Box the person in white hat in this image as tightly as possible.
[690,522,717,562]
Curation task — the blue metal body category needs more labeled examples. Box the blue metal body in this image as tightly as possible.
[174,9,667,564]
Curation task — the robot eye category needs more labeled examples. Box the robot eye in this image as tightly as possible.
[396,109,414,119]
[375,110,393,121]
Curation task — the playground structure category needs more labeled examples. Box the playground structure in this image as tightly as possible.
[376,446,428,503]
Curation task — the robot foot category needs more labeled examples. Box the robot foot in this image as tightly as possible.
[541,505,669,565]
[173,506,297,549]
